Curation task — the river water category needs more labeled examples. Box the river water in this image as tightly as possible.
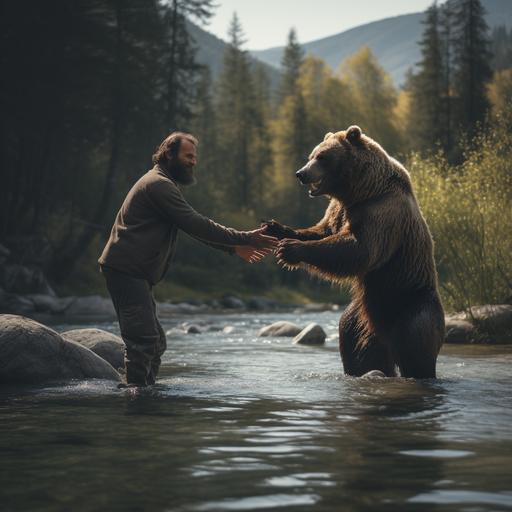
[1,310,512,512]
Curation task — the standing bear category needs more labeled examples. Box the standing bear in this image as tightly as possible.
[263,126,445,378]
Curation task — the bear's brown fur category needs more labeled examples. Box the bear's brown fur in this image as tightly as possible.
[263,126,444,378]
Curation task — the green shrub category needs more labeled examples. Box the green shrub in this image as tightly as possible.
[410,108,512,312]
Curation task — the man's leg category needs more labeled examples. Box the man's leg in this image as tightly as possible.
[147,294,167,385]
[102,267,160,386]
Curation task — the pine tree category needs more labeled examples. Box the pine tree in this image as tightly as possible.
[215,13,256,211]
[439,0,455,153]
[163,0,215,131]
[409,2,445,152]
[450,0,492,132]
[280,28,305,100]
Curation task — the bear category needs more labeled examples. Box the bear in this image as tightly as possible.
[263,125,445,379]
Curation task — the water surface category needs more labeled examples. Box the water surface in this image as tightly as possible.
[1,310,511,511]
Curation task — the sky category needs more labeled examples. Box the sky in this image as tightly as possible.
[205,0,437,50]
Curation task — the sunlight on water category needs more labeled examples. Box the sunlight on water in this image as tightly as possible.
[1,311,512,512]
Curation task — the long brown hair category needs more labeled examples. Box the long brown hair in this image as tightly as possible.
[152,132,198,166]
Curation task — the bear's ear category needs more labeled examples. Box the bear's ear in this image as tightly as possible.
[346,125,362,145]
[323,132,334,141]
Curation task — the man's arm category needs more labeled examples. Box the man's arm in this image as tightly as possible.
[146,179,277,250]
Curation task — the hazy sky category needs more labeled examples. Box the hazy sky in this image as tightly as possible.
[205,0,437,50]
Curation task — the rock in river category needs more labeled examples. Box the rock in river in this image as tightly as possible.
[61,328,125,371]
[445,304,512,343]
[293,323,327,345]
[258,321,303,337]
[0,315,121,385]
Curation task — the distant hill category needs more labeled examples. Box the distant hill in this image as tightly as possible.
[186,20,281,88]
[251,0,512,87]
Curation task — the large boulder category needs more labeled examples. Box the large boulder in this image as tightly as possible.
[258,321,303,337]
[293,323,327,345]
[0,315,120,385]
[445,318,477,343]
[61,328,125,370]
[445,304,512,343]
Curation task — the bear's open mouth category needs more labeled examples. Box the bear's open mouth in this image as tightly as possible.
[309,180,323,196]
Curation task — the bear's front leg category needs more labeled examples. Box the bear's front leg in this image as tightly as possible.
[279,234,370,279]
[275,238,306,270]
[260,220,299,240]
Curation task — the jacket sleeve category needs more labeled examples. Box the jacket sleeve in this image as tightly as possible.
[145,179,250,246]
[190,235,236,255]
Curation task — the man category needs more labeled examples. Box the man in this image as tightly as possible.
[99,132,277,387]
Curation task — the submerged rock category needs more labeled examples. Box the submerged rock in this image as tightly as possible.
[293,323,326,345]
[61,328,124,370]
[184,324,202,334]
[361,370,386,378]
[258,321,303,337]
[0,315,120,385]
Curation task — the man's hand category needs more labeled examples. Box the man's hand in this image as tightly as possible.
[245,228,279,250]
[235,245,273,263]
[276,238,304,269]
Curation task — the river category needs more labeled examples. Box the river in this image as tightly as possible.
[1,310,511,511]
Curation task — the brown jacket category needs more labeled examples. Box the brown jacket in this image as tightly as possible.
[99,165,250,284]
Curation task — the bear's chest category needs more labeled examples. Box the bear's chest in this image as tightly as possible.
[326,201,347,234]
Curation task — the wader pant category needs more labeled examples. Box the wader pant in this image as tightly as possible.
[101,266,166,385]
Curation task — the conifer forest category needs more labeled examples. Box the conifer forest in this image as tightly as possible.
[2,0,511,311]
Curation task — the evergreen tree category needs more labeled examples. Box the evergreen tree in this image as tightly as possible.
[280,28,305,100]
[249,64,274,210]
[215,13,256,211]
[450,0,492,132]
[439,0,455,153]
[163,0,215,131]
[409,2,445,152]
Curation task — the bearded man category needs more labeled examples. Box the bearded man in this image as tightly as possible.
[99,132,277,387]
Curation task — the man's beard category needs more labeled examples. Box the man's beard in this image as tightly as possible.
[167,161,196,186]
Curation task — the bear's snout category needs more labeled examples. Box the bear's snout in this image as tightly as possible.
[296,168,309,184]
[296,160,324,185]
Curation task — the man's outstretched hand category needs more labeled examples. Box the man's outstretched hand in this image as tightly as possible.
[245,228,279,250]
[235,245,273,263]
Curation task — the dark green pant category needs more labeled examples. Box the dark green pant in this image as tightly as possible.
[101,266,166,385]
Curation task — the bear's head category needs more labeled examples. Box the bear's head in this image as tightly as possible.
[295,125,395,203]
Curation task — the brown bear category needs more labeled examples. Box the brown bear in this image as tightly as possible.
[263,126,444,378]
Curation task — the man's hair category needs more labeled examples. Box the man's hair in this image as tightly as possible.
[152,132,198,166]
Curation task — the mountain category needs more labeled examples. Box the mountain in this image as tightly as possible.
[186,20,281,88]
[251,0,512,87]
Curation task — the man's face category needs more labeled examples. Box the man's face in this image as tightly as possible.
[166,139,197,185]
